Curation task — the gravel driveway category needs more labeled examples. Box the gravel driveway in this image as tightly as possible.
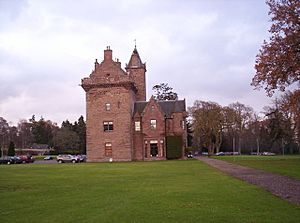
[196,156,300,205]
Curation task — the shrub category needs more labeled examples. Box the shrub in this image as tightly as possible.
[166,136,183,159]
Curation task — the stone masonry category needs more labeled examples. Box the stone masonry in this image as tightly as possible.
[81,46,187,162]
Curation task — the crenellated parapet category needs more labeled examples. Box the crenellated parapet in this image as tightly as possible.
[81,46,136,92]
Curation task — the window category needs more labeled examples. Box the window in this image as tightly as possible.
[135,121,141,131]
[105,142,112,157]
[103,121,113,131]
[150,119,157,130]
[105,103,111,111]
[151,105,155,111]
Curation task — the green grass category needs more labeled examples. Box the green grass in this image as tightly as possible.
[214,155,300,180]
[0,160,299,223]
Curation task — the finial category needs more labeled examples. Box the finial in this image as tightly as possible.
[134,39,137,49]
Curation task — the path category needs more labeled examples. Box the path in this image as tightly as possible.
[196,156,300,205]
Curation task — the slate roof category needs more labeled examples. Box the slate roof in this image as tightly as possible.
[134,100,186,117]
[125,47,146,69]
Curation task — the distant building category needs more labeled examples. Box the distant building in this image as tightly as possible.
[81,46,187,162]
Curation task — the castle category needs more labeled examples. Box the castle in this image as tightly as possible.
[81,46,187,162]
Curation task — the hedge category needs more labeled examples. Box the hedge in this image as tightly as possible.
[166,136,183,159]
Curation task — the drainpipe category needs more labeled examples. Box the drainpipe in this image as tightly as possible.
[164,114,173,159]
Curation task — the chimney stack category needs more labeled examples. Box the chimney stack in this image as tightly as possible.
[104,46,112,61]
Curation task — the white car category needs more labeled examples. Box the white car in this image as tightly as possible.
[56,154,79,163]
[262,152,275,156]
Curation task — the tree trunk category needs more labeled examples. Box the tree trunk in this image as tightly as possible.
[256,138,260,155]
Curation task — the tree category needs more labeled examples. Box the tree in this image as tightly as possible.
[189,101,224,155]
[30,116,58,146]
[261,94,300,154]
[222,106,238,153]
[0,117,9,152]
[252,0,300,96]
[271,91,300,153]
[74,116,86,154]
[61,120,73,130]
[186,120,193,147]
[17,119,34,149]
[7,141,15,156]
[152,83,178,100]
[53,128,80,154]
[228,102,254,154]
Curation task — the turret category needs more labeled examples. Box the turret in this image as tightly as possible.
[126,46,146,101]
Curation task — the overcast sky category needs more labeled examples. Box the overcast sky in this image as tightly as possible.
[0,0,274,125]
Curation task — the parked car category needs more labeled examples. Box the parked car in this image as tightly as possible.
[215,152,225,156]
[44,156,53,160]
[0,157,12,165]
[187,152,193,158]
[0,156,22,164]
[56,154,79,163]
[76,155,87,162]
[262,152,275,156]
[10,156,22,164]
[19,155,35,163]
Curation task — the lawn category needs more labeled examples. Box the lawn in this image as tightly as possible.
[214,155,300,180]
[0,160,299,223]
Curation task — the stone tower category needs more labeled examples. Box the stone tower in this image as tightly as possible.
[125,46,146,101]
[82,46,187,162]
[81,46,138,162]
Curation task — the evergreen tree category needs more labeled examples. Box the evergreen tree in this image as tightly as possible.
[75,116,86,154]
[7,141,15,156]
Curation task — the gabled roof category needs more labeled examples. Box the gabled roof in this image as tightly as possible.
[158,100,186,117]
[134,99,186,117]
[134,101,148,115]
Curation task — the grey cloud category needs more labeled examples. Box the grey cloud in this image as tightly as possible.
[0,0,274,125]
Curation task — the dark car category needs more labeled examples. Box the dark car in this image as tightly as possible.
[19,155,35,163]
[0,156,22,164]
[5,156,22,164]
[0,157,11,165]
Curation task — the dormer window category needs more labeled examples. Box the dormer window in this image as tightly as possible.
[105,103,111,111]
